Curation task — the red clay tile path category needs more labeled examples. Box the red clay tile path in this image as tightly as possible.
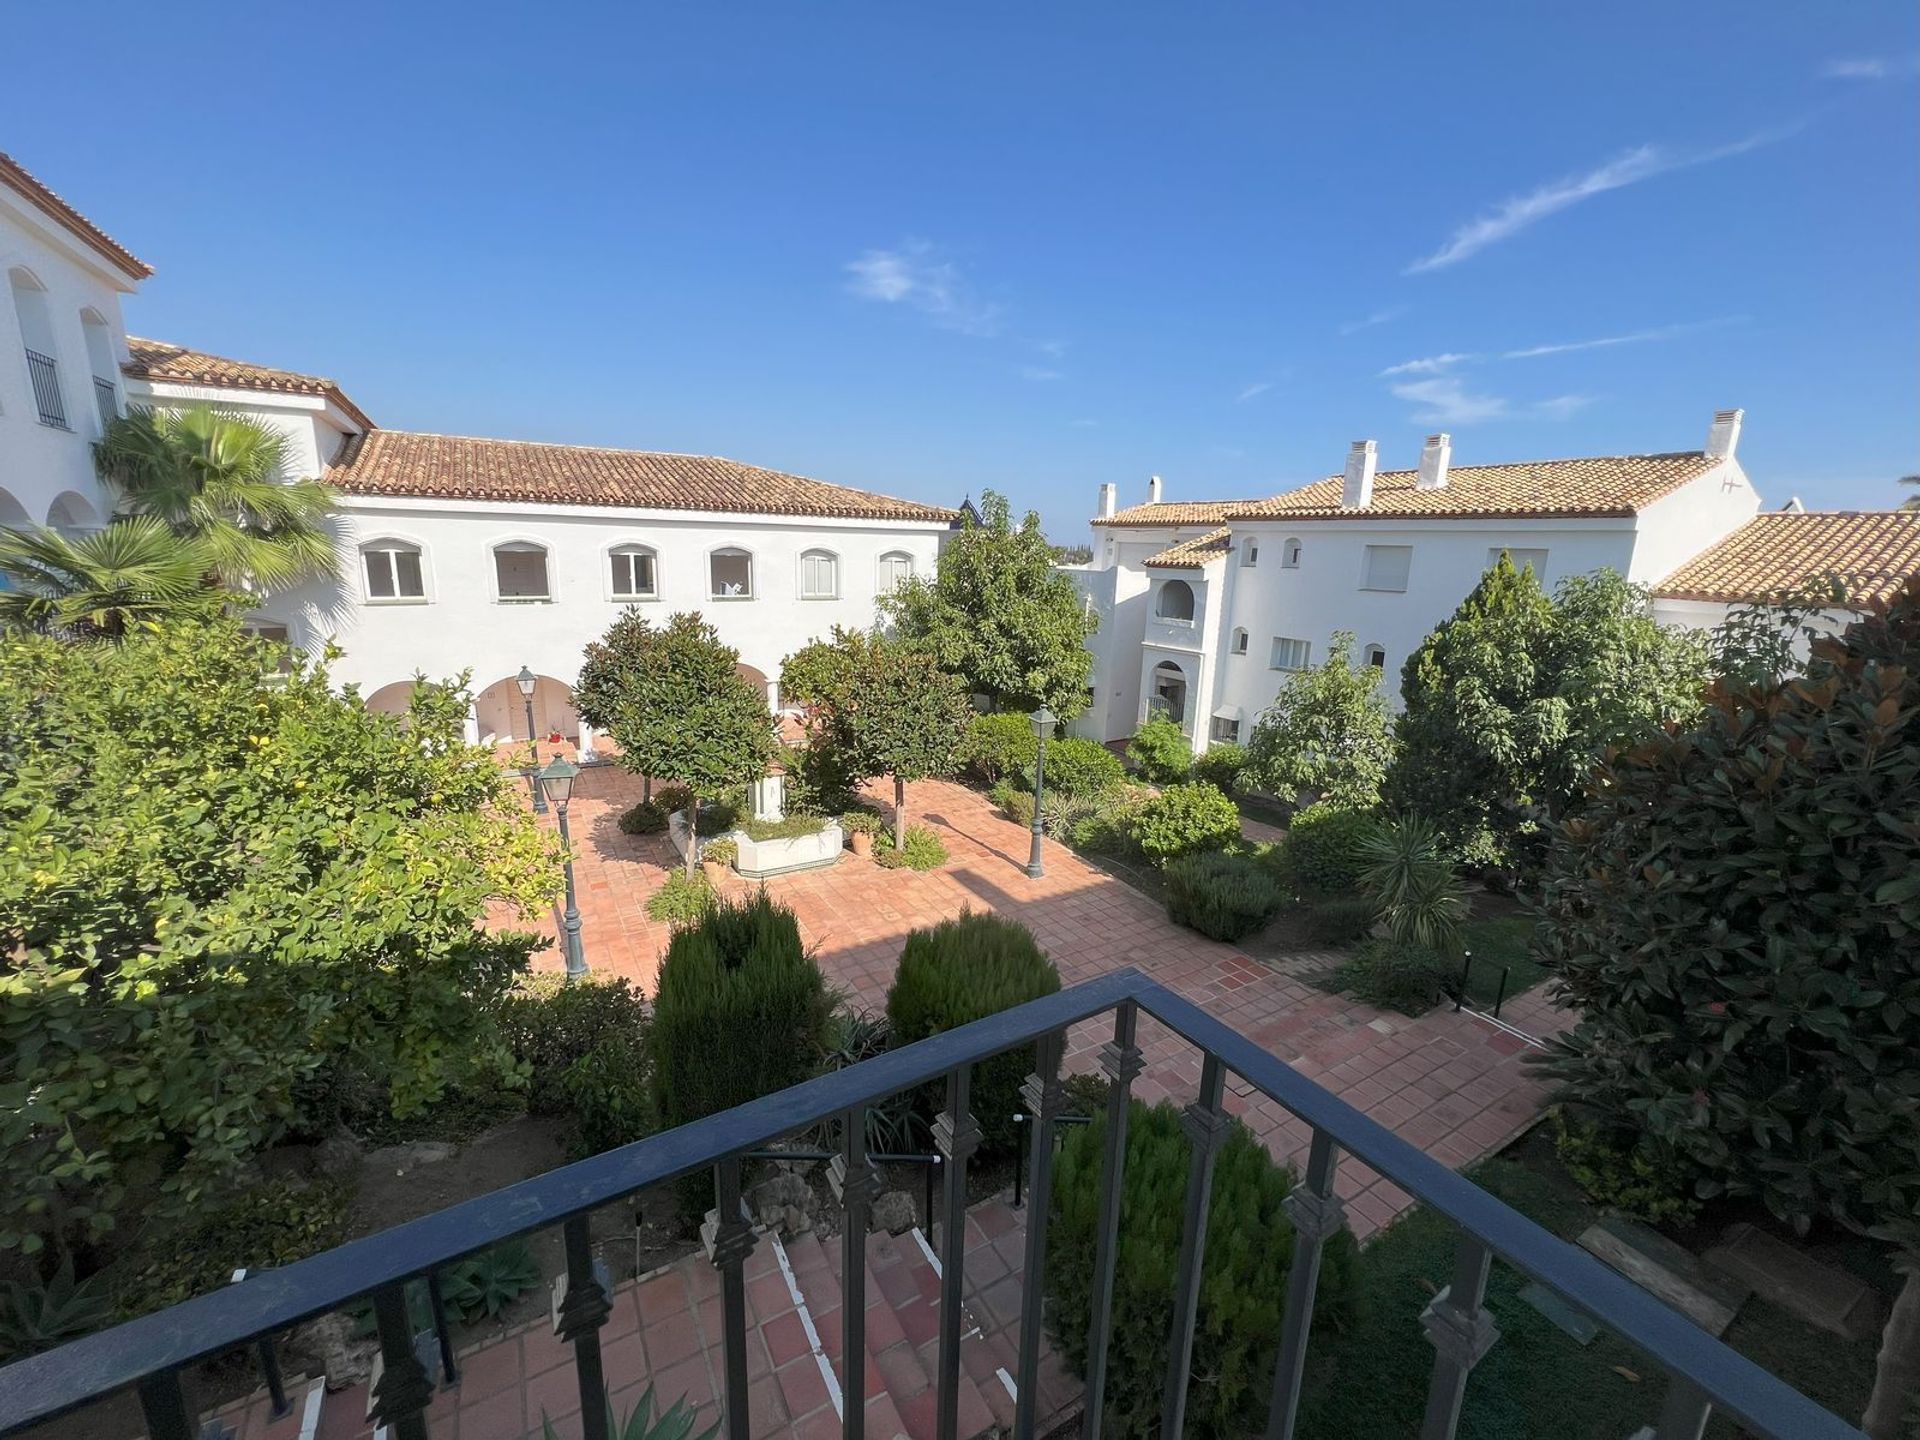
[500,767,1566,1240]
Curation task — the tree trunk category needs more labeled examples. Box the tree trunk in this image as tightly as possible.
[894,774,908,851]
[685,792,699,876]
[1864,1257,1920,1440]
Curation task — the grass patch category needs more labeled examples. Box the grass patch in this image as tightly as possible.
[1457,916,1550,1008]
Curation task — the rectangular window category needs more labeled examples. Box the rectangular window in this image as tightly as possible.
[611,550,656,597]
[800,552,838,598]
[364,547,424,601]
[1209,715,1241,744]
[1488,546,1549,575]
[1269,636,1311,671]
[1361,545,1412,592]
[495,546,550,600]
[710,550,753,597]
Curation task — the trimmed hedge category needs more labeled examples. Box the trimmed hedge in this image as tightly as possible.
[960,712,1037,785]
[886,911,1060,1153]
[1164,851,1284,941]
[1284,802,1380,894]
[1129,781,1241,864]
[1028,736,1126,798]
[1045,1099,1358,1439]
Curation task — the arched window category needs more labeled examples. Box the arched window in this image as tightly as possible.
[877,551,914,590]
[492,541,550,601]
[1155,578,1196,622]
[1363,643,1386,670]
[609,543,657,599]
[1149,660,1189,726]
[9,267,66,428]
[1230,627,1249,655]
[1241,540,1259,567]
[799,548,839,599]
[80,309,117,433]
[361,539,426,601]
[710,547,753,598]
[1282,537,1302,569]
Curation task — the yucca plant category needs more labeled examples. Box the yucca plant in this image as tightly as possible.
[0,517,217,637]
[542,1384,718,1440]
[0,1256,111,1360]
[1357,814,1468,953]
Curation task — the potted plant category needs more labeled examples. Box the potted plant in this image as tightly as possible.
[841,809,881,858]
[701,836,737,883]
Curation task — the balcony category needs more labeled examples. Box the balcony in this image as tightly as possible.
[24,348,68,429]
[0,971,1860,1440]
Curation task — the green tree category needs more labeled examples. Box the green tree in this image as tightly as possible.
[1244,631,1393,808]
[0,618,557,1260]
[881,489,1095,715]
[0,517,218,638]
[575,611,776,872]
[1533,579,1920,1439]
[96,406,337,590]
[1900,474,1919,512]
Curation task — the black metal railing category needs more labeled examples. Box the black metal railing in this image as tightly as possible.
[93,374,118,431]
[24,348,67,428]
[0,969,1864,1440]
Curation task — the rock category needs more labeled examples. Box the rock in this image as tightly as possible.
[363,1140,458,1175]
[872,1190,918,1235]
[314,1127,362,1176]
[1705,1222,1886,1341]
[752,1171,816,1237]
[286,1312,379,1391]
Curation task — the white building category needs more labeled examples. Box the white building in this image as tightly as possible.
[1070,418,1920,752]
[2,153,956,747]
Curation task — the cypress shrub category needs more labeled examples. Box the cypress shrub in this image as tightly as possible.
[1284,802,1381,894]
[1045,1100,1358,1439]
[1163,851,1284,941]
[886,911,1061,1153]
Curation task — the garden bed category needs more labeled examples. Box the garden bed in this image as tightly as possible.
[731,818,843,877]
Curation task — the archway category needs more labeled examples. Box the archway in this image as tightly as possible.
[474,672,578,746]
[736,662,777,710]
[363,680,417,718]
[1149,660,1189,727]
[46,491,101,533]
[1155,578,1196,622]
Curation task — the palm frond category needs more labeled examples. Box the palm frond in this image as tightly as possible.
[0,518,217,638]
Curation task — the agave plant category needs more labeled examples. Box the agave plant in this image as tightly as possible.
[1357,814,1468,953]
[542,1384,718,1440]
[439,1239,541,1321]
[0,1256,112,1361]
[0,517,217,637]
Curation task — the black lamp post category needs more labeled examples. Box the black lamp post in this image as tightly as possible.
[515,665,546,814]
[538,756,588,979]
[1027,705,1056,879]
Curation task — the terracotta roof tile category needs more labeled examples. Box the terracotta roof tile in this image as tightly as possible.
[1231,451,1722,521]
[0,151,152,281]
[123,337,375,430]
[1653,511,1920,606]
[1094,499,1260,527]
[324,429,958,523]
[1143,527,1234,568]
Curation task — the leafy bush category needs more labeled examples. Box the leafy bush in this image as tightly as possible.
[1245,632,1394,808]
[1191,742,1248,797]
[653,783,695,814]
[1164,851,1285,941]
[1057,790,1148,857]
[1126,715,1193,784]
[1285,802,1380,894]
[1046,1100,1357,1439]
[619,800,669,835]
[698,799,739,833]
[700,836,738,867]
[839,807,883,837]
[1300,897,1377,946]
[646,870,715,926]
[961,711,1037,785]
[1028,736,1125,797]
[993,778,1034,828]
[1358,815,1467,951]
[1551,1113,1702,1226]
[876,823,948,871]
[739,813,827,841]
[441,1239,541,1320]
[496,974,650,1116]
[1334,938,1446,1014]
[116,1179,352,1317]
[886,911,1061,1152]
[1128,782,1240,864]
[0,1256,111,1360]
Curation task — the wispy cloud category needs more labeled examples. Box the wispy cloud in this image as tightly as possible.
[1389,376,1510,424]
[1235,381,1275,403]
[845,239,1003,336]
[1379,352,1477,377]
[1406,129,1795,273]
[1019,365,1064,382]
[1502,316,1738,360]
[1339,306,1407,335]
[1532,394,1597,420]
[1820,55,1920,80]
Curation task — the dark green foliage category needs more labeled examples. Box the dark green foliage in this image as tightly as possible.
[1045,1099,1357,1440]
[1029,735,1125,797]
[1285,802,1380,893]
[886,912,1061,1153]
[653,783,695,814]
[961,711,1038,785]
[739,813,828,841]
[1245,632,1394,808]
[1057,789,1149,858]
[645,870,715,926]
[1335,938,1447,1014]
[1126,715,1193,783]
[653,894,832,1136]
[1128,781,1241,864]
[1550,1113,1702,1226]
[541,1384,720,1440]
[441,1239,541,1320]
[1358,814,1467,952]
[1190,741,1248,797]
[992,778,1034,828]
[619,800,669,835]
[1164,851,1285,941]
[1300,897,1377,946]
[875,823,948,870]
[838,807,883,837]
[496,974,654,1157]
[116,1179,352,1317]
[1536,582,1920,1249]
[0,1256,111,1360]
[819,1007,924,1154]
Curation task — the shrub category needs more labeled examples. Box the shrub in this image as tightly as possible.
[1358,815,1467,951]
[839,808,883,837]
[1244,631,1394,809]
[619,800,669,835]
[1191,742,1248,797]
[961,711,1037,785]
[1334,937,1446,1014]
[1551,1112,1702,1226]
[0,1257,111,1360]
[993,778,1035,828]
[887,911,1061,1152]
[646,870,715,926]
[440,1239,541,1321]
[1164,851,1285,941]
[1059,790,1147,857]
[653,783,695,814]
[1285,802,1380,894]
[876,823,948,871]
[1126,715,1193,784]
[700,836,738,867]
[819,1007,923,1155]
[739,813,826,842]
[496,973,650,1116]
[116,1179,351,1318]
[699,799,740,833]
[1028,736,1125,798]
[1045,1100,1357,1439]
[1300,897,1376,946]
[1128,782,1240,864]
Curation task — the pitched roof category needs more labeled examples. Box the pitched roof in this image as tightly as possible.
[1653,511,1920,607]
[1231,451,1722,522]
[1094,499,1261,527]
[324,429,958,523]
[1143,527,1234,568]
[0,151,152,281]
[123,337,375,430]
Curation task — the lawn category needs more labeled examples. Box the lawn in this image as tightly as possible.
[1456,914,1551,1010]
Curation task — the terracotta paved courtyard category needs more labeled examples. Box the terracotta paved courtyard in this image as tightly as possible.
[502,762,1565,1238]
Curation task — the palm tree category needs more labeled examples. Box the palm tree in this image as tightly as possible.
[0,518,216,638]
[1901,475,1919,512]
[95,406,338,591]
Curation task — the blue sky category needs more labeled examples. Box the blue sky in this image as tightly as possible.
[6,3,1915,540]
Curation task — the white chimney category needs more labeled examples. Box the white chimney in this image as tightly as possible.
[1147,474,1164,504]
[1341,440,1377,508]
[1097,482,1117,520]
[1780,495,1805,513]
[1416,432,1452,490]
[1706,407,1744,460]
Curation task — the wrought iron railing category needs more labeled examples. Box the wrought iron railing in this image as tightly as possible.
[24,348,67,428]
[93,374,118,431]
[0,969,1864,1440]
